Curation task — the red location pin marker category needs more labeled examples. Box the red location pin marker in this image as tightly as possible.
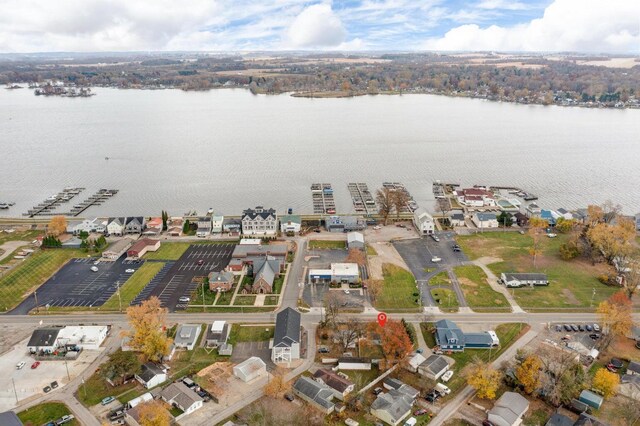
[377,312,387,327]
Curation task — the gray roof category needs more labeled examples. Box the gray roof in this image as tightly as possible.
[234,357,266,376]
[160,381,203,410]
[465,332,495,346]
[435,319,465,347]
[347,232,364,244]
[242,207,276,220]
[174,324,201,346]
[27,327,62,347]
[125,216,144,226]
[232,244,287,258]
[545,413,574,426]
[450,213,465,220]
[254,260,276,287]
[489,392,529,425]
[273,307,300,348]
[108,217,125,226]
[0,411,23,426]
[503,273,548,281]
[208,271,234,283]
[627,361,640,374]
[293,376,335,410]
[575,413,609,426]
[420,354,449,374]
[326,216,364,226]
[138,362,166,383]
[383,378,419,399]
[475,212,497,221]
[370,389,413,423]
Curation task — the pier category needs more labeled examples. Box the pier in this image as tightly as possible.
[311,183,336,214]
[347,183,377,215]
[491,186,538,201]
[23,187,85,217]
[66,189,119,216]
[382,182,418,212]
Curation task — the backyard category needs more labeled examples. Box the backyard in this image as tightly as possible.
[76,369,139,406]
[228,324,274,344]
[308,240,347,250]
[454,265,510,311]
[456,233,619,309]
[18,402,79,426]
[375,263,421,312]
[102,262,165,310]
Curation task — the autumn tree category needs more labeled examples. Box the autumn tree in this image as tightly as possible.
[367,279,383,304]
[537,346,585,406]
[597,291,633,349]
[376,319,413,368]
[391,189,410,221]
[528,217,549,268]
[376,187,394,225]
[586,218,635,264]
[125,297,172,362]
[100,350,141,386]
[555,218,578,233]
[345,248,366,266]
[466,358,501,400]
[515,355,542,394]
[621,254,640,299]
[264,367,289,397]
[592,368,620,398]
[48,215,67,237]
[137,400,171,426]
[586,204,604,227]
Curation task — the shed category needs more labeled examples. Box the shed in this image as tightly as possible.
[347,232,365,250]
[404,353,427,373]
[233,357,267,383]
[578,390,603,410]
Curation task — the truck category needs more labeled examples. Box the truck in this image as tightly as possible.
[435,383,451,395]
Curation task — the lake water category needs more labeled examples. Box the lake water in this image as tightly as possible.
[1,88,639,218]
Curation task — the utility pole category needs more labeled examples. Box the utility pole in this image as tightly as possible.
[202,282,206,313]
[64,359,71,381]
[591,288,596,308]
[12,378,18,404]
[116,281,122,312]
[34,290,39,313]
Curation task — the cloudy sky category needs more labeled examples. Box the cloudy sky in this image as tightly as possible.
[0,0,638,53]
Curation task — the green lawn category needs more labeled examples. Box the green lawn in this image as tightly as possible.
[309,240,346,250]
[456,233,618,309]
[420,323,437,348]
[0,244,30,265]
[273,275,284,294]
[454,265,510,311]
[431,288,459,312]
[18,402,79,426]
[430,271,451,286]
[77,371,138,406]
[366,245,378,256]
[215,289,234,305]
[234,295,256,306]
[228,324,274,345]
[143,242,191,260]
[0,248,88,312]
[375,264,421,312]
[0,229,42,245]
[189,282,219,306]
[102,262,165,310]
[264,295,279,305]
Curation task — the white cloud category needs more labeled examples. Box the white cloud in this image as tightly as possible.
[424,0,640,53]
[475,0,530,10]
[285,3,347,48]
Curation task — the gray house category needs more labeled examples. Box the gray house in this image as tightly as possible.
[292,376,335,414]
[347,232,365,250]
[205,321,230,348]
[418,354,450,380]
[196,217,212,237]
[325,215,366,232]
[174,324,201,350]
[242,206,278,236]
[124,217,146,234]
[488,392,529,426]
[382,378,419,400]
[271,307,301,364]
[0,411,23,426]
[370,389,413,426]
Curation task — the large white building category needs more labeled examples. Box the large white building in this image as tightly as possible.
[308,263,360,284]
[455,188,496,207]
[27,325,109,353]
[413,207,435,235]
[242,206,278,236]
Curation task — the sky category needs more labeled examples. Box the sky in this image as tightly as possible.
[0,0,638,53]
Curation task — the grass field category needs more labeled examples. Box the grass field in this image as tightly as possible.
[0,229,41,245]
[0,248,88,312]
[77,371,138,406]
[234,295,256,306]
[431,288,459,312]
[143,242,191,260]
[375,263,421,312]
[309,240,346,250]
[420,323,437,348]
[102,262,165,310]
[366,245,377,256]
[456,233,618,309]
[264,295,279,305]
[430,271,451,286]
[18,402,79,426]
[454,265,510,311]
[228,324,274,345]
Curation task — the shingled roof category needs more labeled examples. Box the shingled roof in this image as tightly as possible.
[273,308,300,348]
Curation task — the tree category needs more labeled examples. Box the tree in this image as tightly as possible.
[497,212,513,228]
[555,218,577,233]
[125,297,172,362]
[597,291,633,349]
[336,318,363,352]
[528,217,549,268]
[515,355,542,394]
[345,248,366,266]
[100,350,141,385]
[391,189,410,221]
[182,219,190,234]
[434,198,451,222]
[621,254,640,299]
[466,358,501,400]
[323,291,344,327]
[586,204,604,227]
[537,346,585,406]
[592,368,620,398]
[136,400,171,426]
[264,367,289,397]
[79,230,89,239]
[377,319,413,368]
[586,219,635,264]
[161,210,168,231]
[376,188,394,225]
[48,215,67,237]
[367,279,382,304]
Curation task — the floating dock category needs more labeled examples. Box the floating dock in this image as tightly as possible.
[23,187,85,217]
[311,183,336,214]
[382,182,418,212]
[347,183,377,215]
[491,186,538,201]
[66,189,119,216]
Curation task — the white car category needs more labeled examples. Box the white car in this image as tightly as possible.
[178,296,190,303]
[547,233,557,238]
[343,289,350,294]
[431,257,442,263]
[90,266,99,272]
[373,225,382,230]
[125,269,135,273]
[16,361,25,369]
[441,370,454,382]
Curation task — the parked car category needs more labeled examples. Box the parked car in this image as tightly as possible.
[589,333,601,340]
[101,396,115,405]
[424,390,439,403]
[56,414,75,425]
[284,393,295,402]
[314,229,321,233]
[586,324,593,332]
[110,421,125,425]
[373,387,384,395]
[414,409,430,416]
[178,296,190,303]
[609,358,624,370]
[51,381,58,389]
[431,257,442,263]
[570,324,579,332]
[197,259,204,265]
[563,324,571,332]
[125,269,135,273]
[441,370,454,382]
[452,245,461,252]
[435,383,451,395]
[396,224,406,228]
[416,348,424,354]
[561,335,571,341]
[31,361,40,369]
[318,346,330,353]
[90,266,99,272]
[431,234,440,242]
[343,289,350,294]
[16,361,25,370]
[593,324,600,332]
[555,324,562,332]
[578,324,585,332]
[43,386,51,393]
[373,225,382,230]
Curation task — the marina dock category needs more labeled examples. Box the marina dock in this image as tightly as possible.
[23,187,85,217]
[382,182,418,212]
[491,186,538,201]
[66,189,119,216]
[311,183,336,214]
[347,182,377,215]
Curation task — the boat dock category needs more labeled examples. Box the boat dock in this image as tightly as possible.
[23,187,85,217]
[311,183,336,214]
[491,186,538,201]
[347,183,377,215]
[432,181,445,199]
[382,182,418,212]
[66,189,119,216]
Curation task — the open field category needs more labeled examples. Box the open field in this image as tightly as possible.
[143,242,191,260]
[375,264,421,312]
[430,271,451,286]
[454,265,509,311]
[309,240,346,250]
[456,233,618,309]
[0,229,41,246]
[0,248,87,312]
[18,402,79,426]
[228,324,274,344]
[102,262,165,310]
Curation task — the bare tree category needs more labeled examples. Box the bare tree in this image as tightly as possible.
[323,291,344,327]
[435,198,451,223]
[538,346,585,406]
[601,200,622,224]
[392,189,410,221]
[621,256,640,299]
[376,188,394,225]
[336,317,363,352]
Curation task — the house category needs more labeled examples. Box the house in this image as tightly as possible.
[242,206,278,236]
[567,334,599,358]
[136,363,168,389]
[514,212,529,227]
[449,211,466,227]
[579,390,603,410]
[126,238,160,260]
[174,324,201,350]
[196,217,212,237]
[472,212,499,229]
[208,271,234,292]
[250,258,278,294]
[230,243,288,273]
[107,217,126,236]
[405,353,427,373]
[325,215,366,232]
[540,210,557,226]
[167,217,183,237]
[417,354,450,380]
[280,215,302,234]
[271,307,301,363]
[370,389,413,426]
[313,368,355,400]
[434,319,498,352]
[67,218,99,235]
[619,374,640,401]
[160,382,204,415]
[347,232,365,250]
[223,217,242,234]
[627,361,640,376]
[500,273,549,288]
[211,215,224,233]
[487,392,529,426]
[382,378,419,400]
[142,217,162,236]
[205,321,230,347]
[455,188,496,207]
[102,238,133,260]
[574,413,609,426]
[292,376,335,414]
[233,357,266,383]
[124,217,145,234]
[27,327,62,353]
[525,203,541,218]
[545,413,574,426]
[413,207,435,235]
[338,357,372,370]
[0,411,22,426]
[557,208,574,220]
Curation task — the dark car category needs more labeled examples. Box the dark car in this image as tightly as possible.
[570,324,579,332]
[197,259,204,265]
[609,358,624,369]
[578,324,585,332]
[373,387,384,395]
[586,324,593,332]
[284,393,295,402]
[589,333,601,340]
[414,409,430,416]
[452,244,461,252]
[43,385,51,393]
[51,381,58,389]
[555,324,562,332]
[425,393,439,403]
[563,324,572,332]
[483,421,495,426]
[318,346,330,354]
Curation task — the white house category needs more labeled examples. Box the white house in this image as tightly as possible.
[159,382,204,415]
[135,363,168,389]
[233,357,266,383]
[174,324,201,350]
[106,217,126,236]
[370,389,413,426]
[67,218,99,235]
[455,188,496,207]
[525,203,541,218]
[347,232,365,250]
[500,273,549,288]
[271,308,301,364]
[196,217,211,237]
[280,215,302,234]
[211,215,224,233]
[413,207,435,235]
[449,211,466,227]
[242,206,278,236]
[472,212,498,229]
[28,325,108,353]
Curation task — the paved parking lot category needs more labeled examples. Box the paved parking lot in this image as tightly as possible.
[303,247,364,307]
[10,257,142,315]
[146,243,234,311]
[231,341,275,371]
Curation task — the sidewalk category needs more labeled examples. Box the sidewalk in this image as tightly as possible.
[472,258,525,314]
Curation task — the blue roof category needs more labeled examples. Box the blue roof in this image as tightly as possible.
[435,319,465,346]
[464,332,494,346]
